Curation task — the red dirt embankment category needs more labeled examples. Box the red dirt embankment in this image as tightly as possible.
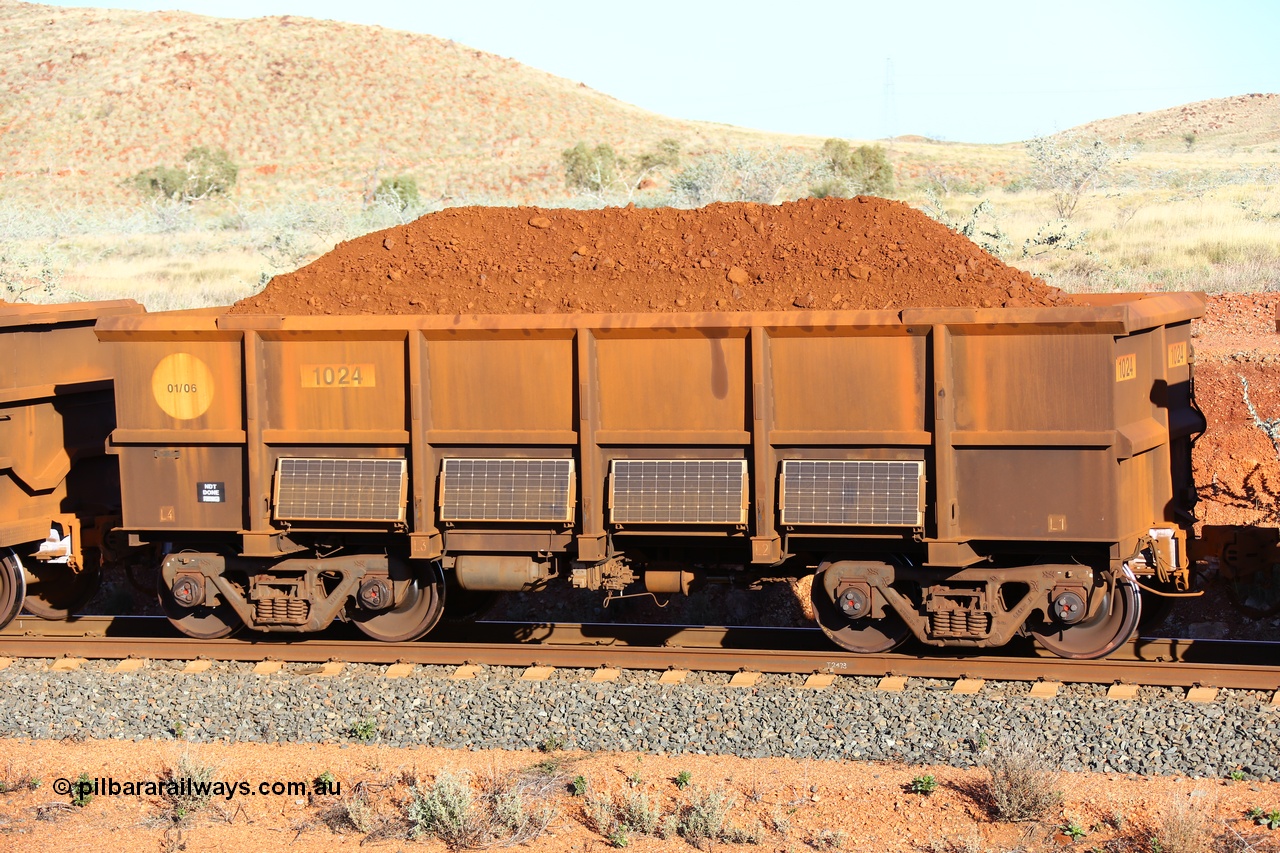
[1190,292,1280,528]
[232,197,1069,315]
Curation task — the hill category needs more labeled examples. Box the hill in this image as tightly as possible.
[0,2,817,205]
[1067,93,1280,151]
[2,3,1277,208]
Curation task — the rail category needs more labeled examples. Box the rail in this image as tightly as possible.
[1,617,1277,690]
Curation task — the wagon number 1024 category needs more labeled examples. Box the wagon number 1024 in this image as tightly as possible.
[301,364,377,388]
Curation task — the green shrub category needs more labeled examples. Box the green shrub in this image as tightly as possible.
[636,138,681,172]
[374,175,419,210]
[71,772,93,807]
[314,770,339,795]
[128,165,189,200]
[809,177,852,199]
[910,774,937,795]
[562,142,619,193]
[816,139,895,197]
[350,718,377,742]
[182,146,238,198]
[128,146,238,201]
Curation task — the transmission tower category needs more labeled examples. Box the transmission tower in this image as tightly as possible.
[883,57,897,148]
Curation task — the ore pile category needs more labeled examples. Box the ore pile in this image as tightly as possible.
[232,197,1068,315]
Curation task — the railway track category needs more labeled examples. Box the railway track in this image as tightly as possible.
[2,616,1278,692]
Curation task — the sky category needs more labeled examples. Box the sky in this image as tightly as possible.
[36,0,1280,144]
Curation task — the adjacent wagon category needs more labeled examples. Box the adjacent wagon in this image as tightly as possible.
[0,299,144,625]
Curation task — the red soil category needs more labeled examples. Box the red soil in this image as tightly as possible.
[232,197,1069,315]
[1191,292,1280,528]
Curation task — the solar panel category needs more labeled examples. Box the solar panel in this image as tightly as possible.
[439,458,575,523]
[610,459,747,525]
[274,457,406,522]
[780,460,923,526]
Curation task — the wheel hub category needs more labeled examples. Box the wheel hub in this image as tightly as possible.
[1051,590,1086,624]
[171,575,204,608]
[837,586,870,619]
[358,577,393,611]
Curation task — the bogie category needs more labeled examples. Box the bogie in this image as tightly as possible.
[809,557,1143,659]
[156,550,446,642]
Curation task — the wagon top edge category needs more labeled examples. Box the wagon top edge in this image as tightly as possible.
[92,292,1205,337]
[0,298,143,330]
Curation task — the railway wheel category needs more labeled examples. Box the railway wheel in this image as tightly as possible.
[353,561,446,643]
[0,549,26,629]
[810,570,910,654]
[21,553,100,620]
[159,574,242,640]
[1030,573,1141,660]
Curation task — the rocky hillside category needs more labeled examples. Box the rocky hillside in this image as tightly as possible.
[1,3,1276,207]
[1067,93,1280,151]
[0,2,813,205]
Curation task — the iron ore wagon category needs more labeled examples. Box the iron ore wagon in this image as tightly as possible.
[88,292,1203,659]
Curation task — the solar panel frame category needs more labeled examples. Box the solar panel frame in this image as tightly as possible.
[609,459,748,525]
[273,457,407,523]
[779,459,924,527]
[438,458,576,523]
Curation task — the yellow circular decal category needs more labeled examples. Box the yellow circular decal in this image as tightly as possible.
[151,353,215,420]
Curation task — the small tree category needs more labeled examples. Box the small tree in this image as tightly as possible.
[1025,134,1126,219]
[128,146,238,202]
[811,139,895,198]
[562,142,620,195]
[128,165,189,200]
[562,139,683,204]
[635,138,681,172]
[182,146,238,198]
[374,175,419,210]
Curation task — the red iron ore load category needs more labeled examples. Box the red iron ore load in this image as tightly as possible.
[232,197,1069,315]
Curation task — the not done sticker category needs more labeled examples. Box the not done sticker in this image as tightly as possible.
[198,482,225,503]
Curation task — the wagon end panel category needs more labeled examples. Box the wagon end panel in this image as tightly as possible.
[103,324,247,533]
[947,327,1117,543]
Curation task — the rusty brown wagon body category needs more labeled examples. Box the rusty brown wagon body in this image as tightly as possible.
[0,299,144,625]
[95,292,1204,655]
